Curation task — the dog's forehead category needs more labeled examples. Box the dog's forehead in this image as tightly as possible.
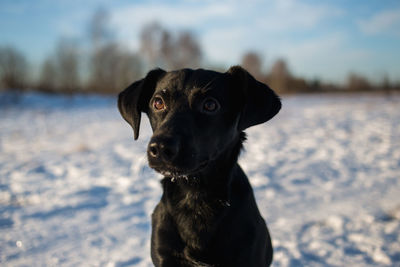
[155,69,226,94]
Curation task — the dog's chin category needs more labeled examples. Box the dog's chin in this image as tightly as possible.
[151,161,209,179]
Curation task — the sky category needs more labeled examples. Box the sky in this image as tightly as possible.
[1,0,400,83]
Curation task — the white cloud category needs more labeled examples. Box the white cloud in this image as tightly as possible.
[111,3,233,28]
[358,8,400,37]
[109,2,234,51]
[256,0,343,32]
[201,27,247,64]
[109,0,342,52]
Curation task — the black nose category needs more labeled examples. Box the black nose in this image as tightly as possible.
[148,136,180,162]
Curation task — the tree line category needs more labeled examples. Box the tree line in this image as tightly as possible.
[0,8,399,95]
[241,51,400,94]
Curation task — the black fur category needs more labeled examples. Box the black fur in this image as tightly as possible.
[118,66,281,266]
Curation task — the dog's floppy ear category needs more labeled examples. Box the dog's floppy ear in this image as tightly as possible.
[227,66,281,131]
[118,68,166,140]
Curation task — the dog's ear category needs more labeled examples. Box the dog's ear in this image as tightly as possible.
[118,68,166,140]
[227,66,281,131]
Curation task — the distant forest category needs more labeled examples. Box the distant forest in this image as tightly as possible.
[1,8,399,95]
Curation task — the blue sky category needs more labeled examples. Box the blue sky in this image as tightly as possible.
[1,0,400,83]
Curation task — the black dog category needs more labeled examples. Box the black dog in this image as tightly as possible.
[118,66,281,267]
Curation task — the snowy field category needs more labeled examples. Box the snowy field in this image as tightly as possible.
[1,91,400,267]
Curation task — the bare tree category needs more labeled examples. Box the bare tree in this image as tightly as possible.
[140,22,202,70]
[171,31,202,69]
[87,8,143,93]
[89,7,113,50]
[140,22,165,68]
[0,46,29,90]
[347,72,371,91]
[55,39,81,93]
[381,74,390,90]
[267,58,291,93]
[115,50,143,90]
[38,58,57,92]
[160,30,174,68]
[89,43,142,93]
[241,51,263,80]
[270,59,290,79]
[89,44,116,92]
[37,39,81,93]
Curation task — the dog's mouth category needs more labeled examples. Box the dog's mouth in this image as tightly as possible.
[153,160,209,179]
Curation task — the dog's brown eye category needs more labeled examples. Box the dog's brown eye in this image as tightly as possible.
[202,98,220,113]
[153,97,165,111]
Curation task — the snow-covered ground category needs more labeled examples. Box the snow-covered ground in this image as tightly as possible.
[1,91,399,266]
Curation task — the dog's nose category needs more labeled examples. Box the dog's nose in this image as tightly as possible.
[148,137,180,162]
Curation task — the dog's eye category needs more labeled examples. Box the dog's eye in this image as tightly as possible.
[153,97,166,111]
[202,98,220,113]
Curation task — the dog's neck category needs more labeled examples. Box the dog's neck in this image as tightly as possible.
[161,132,246,205]
[159,132,246,253]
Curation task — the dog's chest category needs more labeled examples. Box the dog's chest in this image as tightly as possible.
[170,191,222,250]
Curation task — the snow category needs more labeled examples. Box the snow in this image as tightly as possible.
[1,91,400,266]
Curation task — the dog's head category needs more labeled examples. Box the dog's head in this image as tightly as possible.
[118,66,281,178]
